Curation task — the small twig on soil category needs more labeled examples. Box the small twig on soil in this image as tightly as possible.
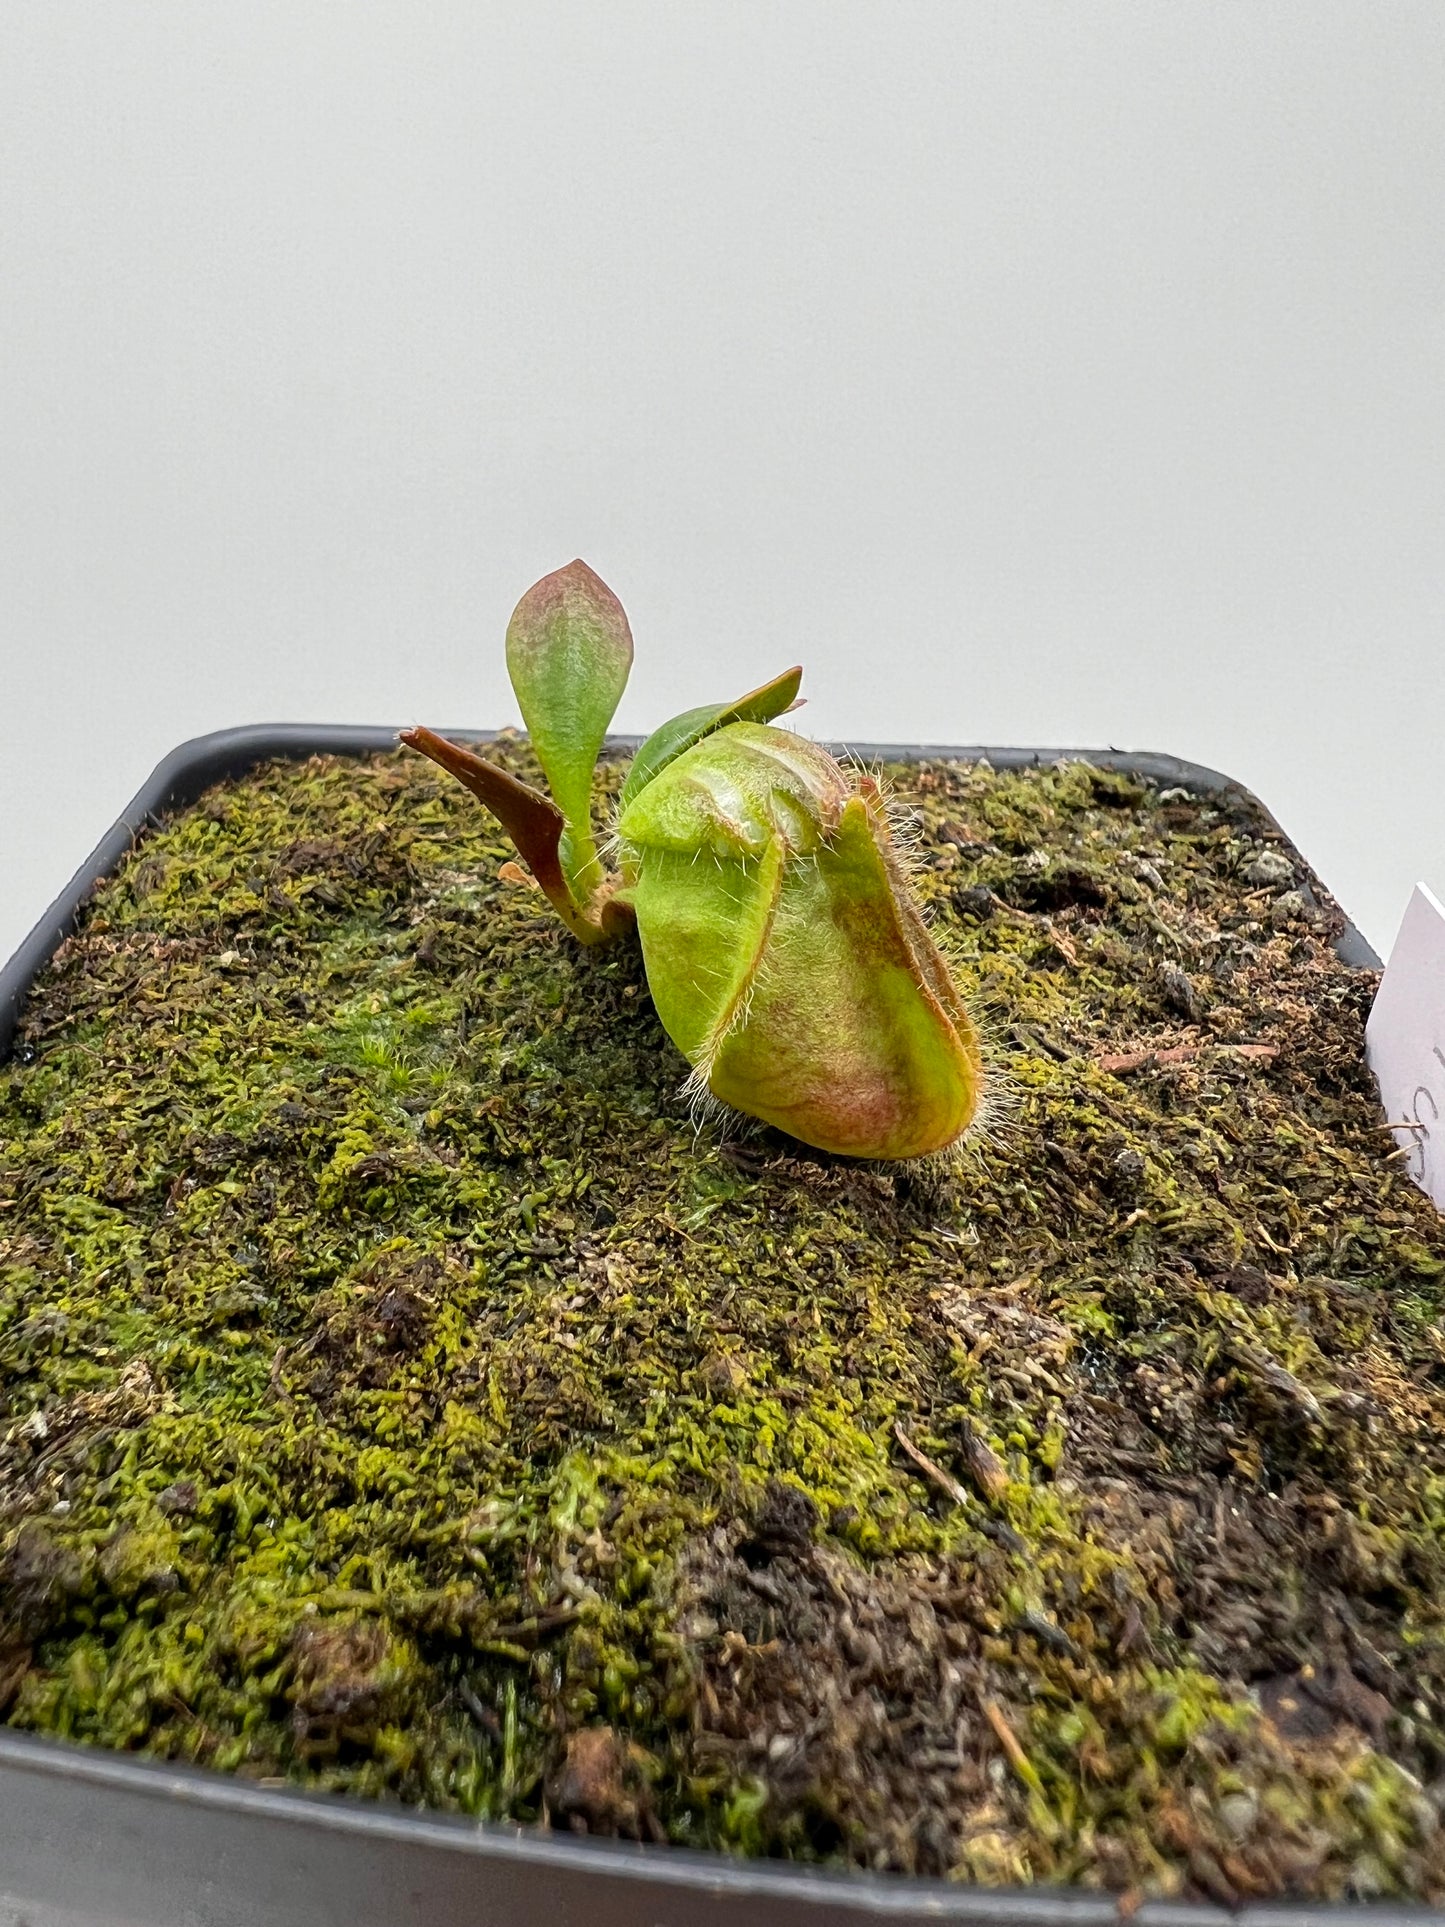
[1042,922,1080,969]
[980,1696,1046,1797]
[894,1423,969,1508]
[1096,1044,1197,1075]
[1232,1343,1324,1425]
[1017,1608,1082,1661]
[458,1679,500,1735]
[1011,1023,1071,1063]
[957,1417,1010,1503]
[490,1605,582,1643]
[894,1419,1008,1507]
[1095,1041,1278,1076]
[655,1211,700,1245]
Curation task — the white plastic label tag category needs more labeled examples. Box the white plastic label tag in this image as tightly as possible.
[1366,883,1445,1211]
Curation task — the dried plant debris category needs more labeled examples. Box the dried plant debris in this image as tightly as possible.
[2,743,1444,1902]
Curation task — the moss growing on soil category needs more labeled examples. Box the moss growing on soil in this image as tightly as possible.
[3,741,1445,1901]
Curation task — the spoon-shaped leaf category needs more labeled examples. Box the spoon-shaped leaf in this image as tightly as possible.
[505,560,633,900]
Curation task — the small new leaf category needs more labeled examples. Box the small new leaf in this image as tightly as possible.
[619,665,803,809]
[505,560,633,898]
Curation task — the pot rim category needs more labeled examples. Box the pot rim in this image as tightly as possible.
[1,1723,1431,1927]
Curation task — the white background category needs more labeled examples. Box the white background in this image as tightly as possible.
[3,3,1442,968]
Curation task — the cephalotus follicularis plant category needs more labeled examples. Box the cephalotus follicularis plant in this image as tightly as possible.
[403,561,985,1160]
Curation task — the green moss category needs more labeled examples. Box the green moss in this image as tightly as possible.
[3,742,1445,1898]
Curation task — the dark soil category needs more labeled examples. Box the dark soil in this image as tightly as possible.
[3,741,1444,1902]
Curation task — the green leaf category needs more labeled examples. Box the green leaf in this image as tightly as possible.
[505,560,634,897]
[618,665,802,809]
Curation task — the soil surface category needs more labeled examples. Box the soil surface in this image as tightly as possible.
[3,742,1445,1902]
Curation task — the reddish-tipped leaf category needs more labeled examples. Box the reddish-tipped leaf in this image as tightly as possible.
[505,560,633,898]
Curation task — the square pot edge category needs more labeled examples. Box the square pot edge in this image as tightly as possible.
[0,724,1406,1927]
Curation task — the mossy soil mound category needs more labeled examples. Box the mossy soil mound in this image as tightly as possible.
[3,742,1445,1903]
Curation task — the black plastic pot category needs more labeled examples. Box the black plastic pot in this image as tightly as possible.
[0,727,1390,1927]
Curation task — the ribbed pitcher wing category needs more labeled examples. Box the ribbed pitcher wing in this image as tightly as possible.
[706,793,982,1159]
[630,838,786,1070]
